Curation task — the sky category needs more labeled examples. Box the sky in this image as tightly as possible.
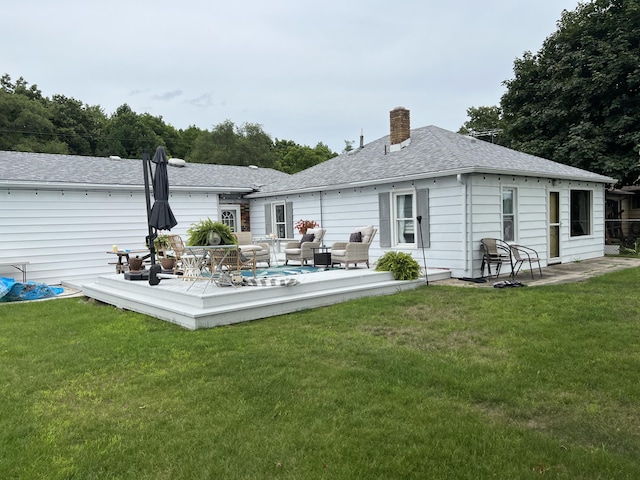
[5,0,582,153]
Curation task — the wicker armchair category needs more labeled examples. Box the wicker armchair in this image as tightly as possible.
[233,232,271,267]
[167,234,187,275]
[331,226,377,269]
[210,246,257,277]
[284,228,326,266]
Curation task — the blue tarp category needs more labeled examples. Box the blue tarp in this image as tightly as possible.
[0,277,63,302]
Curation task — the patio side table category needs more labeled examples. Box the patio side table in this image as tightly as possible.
[313,246,332,267]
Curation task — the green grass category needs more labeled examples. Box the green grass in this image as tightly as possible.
[1,269,640,479]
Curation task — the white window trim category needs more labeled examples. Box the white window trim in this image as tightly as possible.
[392,189,417,248]
[501,187,517,242]
[219,205,241,232]
[272,202,286,238]
[570,189,593,237]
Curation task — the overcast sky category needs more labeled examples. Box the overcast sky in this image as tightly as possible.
[5,0,581,153]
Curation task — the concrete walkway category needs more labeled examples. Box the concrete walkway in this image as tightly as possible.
[433,256,640,288]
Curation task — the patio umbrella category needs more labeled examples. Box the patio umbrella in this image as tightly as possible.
[143,146,177,285]
[149,146,178,231]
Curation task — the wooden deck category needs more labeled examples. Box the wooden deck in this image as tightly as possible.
[78,267,451,330]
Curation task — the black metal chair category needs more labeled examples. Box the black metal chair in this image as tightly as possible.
[510,244,543,279]
[480,238,512,278]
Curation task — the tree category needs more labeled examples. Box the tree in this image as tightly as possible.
[49,94,106,156]
[96,104,164,158]
[275,141,336,174]
[1,74,43,101]
[0,87,58,152]
[457,106,504,144]
[499,0,640,185]
[343,140,355,153]
[188,120,276,168]
[173,125,205,160]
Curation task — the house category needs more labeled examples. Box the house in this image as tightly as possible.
[0,151,289,284]
[248,107,616,278]
[0,107,615,284]
[605,186,640,250]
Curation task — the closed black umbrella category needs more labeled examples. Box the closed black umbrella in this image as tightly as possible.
[143,146,177,285]
[149,146,178,231]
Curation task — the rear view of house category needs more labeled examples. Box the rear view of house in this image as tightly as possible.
[249,107,615,278]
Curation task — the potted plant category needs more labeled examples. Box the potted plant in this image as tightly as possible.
[154,234,172,256]
[186,218,237,246]
[160,254,176,271]
[128,256,144,272]
[294,219,319,234]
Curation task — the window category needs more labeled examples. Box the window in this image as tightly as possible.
[219,206,240,232]
[502,188,515,241]
[265,202,293,238]
[392,191,416,246]
[570,190,592,236]
[273,203,286,238]
[379,189,428,248]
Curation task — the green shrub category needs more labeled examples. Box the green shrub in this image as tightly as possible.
[375,251,422,280]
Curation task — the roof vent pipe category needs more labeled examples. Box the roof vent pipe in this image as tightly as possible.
[359,128,364,149]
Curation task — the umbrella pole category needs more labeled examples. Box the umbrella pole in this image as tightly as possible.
[142,149,157,266]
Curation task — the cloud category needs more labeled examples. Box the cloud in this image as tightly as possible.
[4,0,583,152]
[152,89,183,101]
[186,93,215,108]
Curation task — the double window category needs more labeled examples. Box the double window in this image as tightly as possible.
[570,190,592,236]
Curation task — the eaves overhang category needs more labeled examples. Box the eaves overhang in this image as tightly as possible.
[246,166,616,198]
[0,180,252,194]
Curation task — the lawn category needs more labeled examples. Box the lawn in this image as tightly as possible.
[1,268,639,479]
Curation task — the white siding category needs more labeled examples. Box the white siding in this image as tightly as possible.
[251,178,469,274]
[467,174,606,277]
[0,187,219,285]
[557,180,607,262]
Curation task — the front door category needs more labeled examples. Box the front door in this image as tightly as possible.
[219,205,241,232]
[549,191,560,264]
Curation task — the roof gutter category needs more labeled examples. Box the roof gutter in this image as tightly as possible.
[0,180,251,194]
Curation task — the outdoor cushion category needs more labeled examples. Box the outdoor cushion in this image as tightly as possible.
[332,249,346,256]
[307,228,322,238]
[349,232,362,243]
[357,225,374,243]
[284,247,301,255]
[299,233,315,246]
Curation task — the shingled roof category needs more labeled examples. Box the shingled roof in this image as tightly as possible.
[252,126,616,196]
[0,151,290,191]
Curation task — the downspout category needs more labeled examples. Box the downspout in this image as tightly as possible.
[457,174,466,273]
[319,191,324,229]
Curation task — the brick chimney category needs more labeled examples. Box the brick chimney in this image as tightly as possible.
[389,106,411,152]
